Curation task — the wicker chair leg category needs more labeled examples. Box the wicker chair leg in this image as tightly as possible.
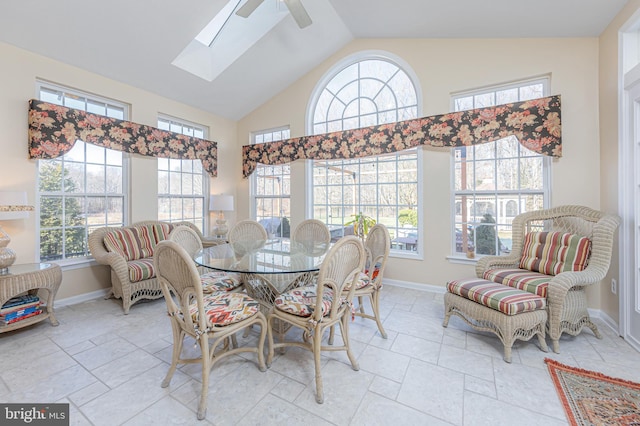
[162,327,183,388]
[370,291,387,339]
[537,330,549,353]
[313,327,324,404]
[327,325,335,345]
[197,337,210,421]
[340,313,359,371]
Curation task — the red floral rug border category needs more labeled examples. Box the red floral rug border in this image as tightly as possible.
[545,357,640,426]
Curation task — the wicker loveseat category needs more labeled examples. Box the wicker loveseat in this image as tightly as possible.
[88,220,205,314]
[444,205,620,360]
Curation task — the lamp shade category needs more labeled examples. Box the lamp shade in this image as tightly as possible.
[0,191,34,220]
[209,194,234,212]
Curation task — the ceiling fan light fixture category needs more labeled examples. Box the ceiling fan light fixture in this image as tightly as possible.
[236,0,312,29]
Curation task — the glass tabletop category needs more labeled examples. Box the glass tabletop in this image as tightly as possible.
[194,238,330,274]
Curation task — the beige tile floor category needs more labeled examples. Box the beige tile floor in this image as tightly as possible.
[1,285,639,425]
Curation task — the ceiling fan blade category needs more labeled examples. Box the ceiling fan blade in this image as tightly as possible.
[236,0,265,18]
[283,0,312,28]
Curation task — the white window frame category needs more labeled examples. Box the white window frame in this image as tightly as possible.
[157,115,209,233]
[306,50,423,258]
[36,81,130,265]
[449,76,551,261]
[249,126,291,238]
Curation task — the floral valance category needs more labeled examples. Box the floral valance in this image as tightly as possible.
[242,95,561,178]
[28,99,217,177]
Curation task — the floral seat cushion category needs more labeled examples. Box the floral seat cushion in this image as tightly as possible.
[345,272,374,291]
[200,271,242,293]
[447,278,546,316]
[189,292,259,326]
[274,286,345,317]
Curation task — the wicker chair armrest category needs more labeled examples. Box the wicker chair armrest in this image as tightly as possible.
[548,265,608,292]
[97,252,132,284]
[475,255,520,278]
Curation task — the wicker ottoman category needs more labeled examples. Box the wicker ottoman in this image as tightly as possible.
[443,278,548,363]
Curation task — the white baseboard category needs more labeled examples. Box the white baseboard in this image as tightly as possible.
[588,308,621,336]
[382,278,445,294]
[55,288,111,308]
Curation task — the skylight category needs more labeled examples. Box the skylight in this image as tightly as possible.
[172,0,289,82]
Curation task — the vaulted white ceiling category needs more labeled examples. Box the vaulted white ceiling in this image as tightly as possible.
[0,0,628,120]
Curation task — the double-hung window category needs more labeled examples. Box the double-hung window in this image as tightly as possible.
[157,116,207,232]
[250,127,291,238]
[37,82,128,262]
[451,77,550,257]
[309,55,421,254]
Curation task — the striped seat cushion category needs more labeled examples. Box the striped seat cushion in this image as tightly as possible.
[274,286,346,317]
[519,231,591,275]
[482,268,551,298]
[189,292,259,326]
[200,271,243,293]
[447,278,546,316]
[127,258,155,282]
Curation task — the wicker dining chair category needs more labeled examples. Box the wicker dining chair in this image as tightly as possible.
[267,235,365,404]
[475,205,620,353]
[154,240,267,420]
[168,225,244,294]
[228,220,268,256]
[228,219,268,242]
[292,219,331,246]
[329,223,390,344]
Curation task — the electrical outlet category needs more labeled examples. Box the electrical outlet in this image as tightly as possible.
[611,278,617,295]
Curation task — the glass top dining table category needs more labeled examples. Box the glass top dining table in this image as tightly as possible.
[194,238,331,312]
[194,238,330,275]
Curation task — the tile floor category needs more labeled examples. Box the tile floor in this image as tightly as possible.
[1,285,639,425]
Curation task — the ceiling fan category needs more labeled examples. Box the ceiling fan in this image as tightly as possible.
[236,0,312,29]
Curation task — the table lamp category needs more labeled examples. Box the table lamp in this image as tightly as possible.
[0,191,34,273]
[209,194,234,239]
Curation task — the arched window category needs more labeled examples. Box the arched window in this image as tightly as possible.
[308,52,421,255]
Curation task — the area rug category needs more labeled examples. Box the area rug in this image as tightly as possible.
[545,358,640,426]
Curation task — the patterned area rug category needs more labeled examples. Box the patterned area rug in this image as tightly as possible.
[545,358,640,426]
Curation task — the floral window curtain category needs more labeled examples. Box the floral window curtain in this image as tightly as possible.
[28,99,217,177]
[242,95,561,178]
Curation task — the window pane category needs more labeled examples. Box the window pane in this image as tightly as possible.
[310,58,419,252]
[451,78,549,257]
[37,82,127,261]
[157,117,207,230]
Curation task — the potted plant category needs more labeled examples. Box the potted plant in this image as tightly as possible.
[345,212,376,241]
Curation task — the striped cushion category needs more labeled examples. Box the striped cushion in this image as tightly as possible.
[128,258,155,282]
[483,268,551,298]
[274,286,345,317]
[103,224,176,262]
[105,228,144,261]
[152,223,174,244]
[201,271,242,293]
[519,231,591,275]
[447,278,546,316]
[189,292,259,326]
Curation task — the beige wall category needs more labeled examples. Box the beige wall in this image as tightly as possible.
[238,38,602,292]
[0,41,237,301]
[598,1,640,322]
[0,32,619,310]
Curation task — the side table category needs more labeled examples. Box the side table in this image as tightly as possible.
[0,263,62,333]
